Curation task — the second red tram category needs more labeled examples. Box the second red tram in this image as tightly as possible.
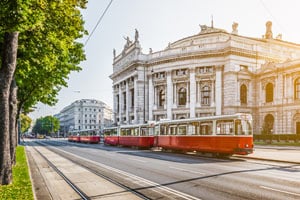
[68,129,100,144]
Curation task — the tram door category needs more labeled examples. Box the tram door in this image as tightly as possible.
[296,122,300,135]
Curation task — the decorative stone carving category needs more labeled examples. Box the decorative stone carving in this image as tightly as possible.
[135,29,139,42]
[231,22,238,35]
[113,48,116,58]
[265,21,273,39]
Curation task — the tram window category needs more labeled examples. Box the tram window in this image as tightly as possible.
[187,124,196,135]
[169,126,177,135]
[141,128,148,136]
[178,126,187,135]
[154,126,160,135]
[217,120,234,135]
[160,125,167,135]
[235,120,242,135]
[200,122,212,135]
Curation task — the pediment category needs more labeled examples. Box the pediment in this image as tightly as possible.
[260,62,277,74]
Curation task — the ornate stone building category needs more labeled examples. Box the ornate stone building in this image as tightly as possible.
[56,99,113,134]
[110,21,300,135]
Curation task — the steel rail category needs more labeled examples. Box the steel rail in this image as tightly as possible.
[36,141,151,200]
[32,145,90,200]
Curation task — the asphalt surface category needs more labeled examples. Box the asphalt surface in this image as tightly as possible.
[25,139,300,200]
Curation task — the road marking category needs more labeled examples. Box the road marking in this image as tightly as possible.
[260,186,300,197]
[50,145,201,200]
[169,166,205,175]
[129,158,147,163]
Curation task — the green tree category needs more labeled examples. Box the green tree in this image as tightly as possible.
[0,0,87,185]
[21,114,32,133]
[32,116,60,135]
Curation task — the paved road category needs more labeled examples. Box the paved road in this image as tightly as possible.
[27,139,300,200]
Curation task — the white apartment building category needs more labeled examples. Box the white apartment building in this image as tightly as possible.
[110,21,300,135]
[56,99,113,134]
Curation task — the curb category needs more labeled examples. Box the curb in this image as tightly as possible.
[234,155,300,165]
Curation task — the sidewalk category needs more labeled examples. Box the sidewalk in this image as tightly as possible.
[235,145,300,164]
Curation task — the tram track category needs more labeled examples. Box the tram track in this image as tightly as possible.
[32,145,90,200]
[34,140,201,200]
[33,141,152,200]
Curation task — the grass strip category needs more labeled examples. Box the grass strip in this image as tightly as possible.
[0,146,34,200]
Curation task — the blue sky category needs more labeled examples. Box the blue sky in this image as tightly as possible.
[30,0,300,119]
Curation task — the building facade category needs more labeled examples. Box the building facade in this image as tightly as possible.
[110,21,300,135]
[56,99,113,134]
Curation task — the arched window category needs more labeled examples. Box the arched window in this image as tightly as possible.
[263,114,274,134]
[265,83,273,103]
[158,90,165,107]
[240,84,247,104]
[201,86,211,105]
[294,78,300,100]
[178,87,187,105]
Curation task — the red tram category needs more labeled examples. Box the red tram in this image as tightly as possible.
[103,113,253,156]
[68,129,100,144]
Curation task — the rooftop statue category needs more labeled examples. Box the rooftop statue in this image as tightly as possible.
[135,29,139,42]
[265,21,273,39]
[231,22,238,34]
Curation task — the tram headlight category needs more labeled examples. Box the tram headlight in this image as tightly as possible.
[245,144,249,148]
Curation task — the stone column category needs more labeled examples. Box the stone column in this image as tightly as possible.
[126,80,129,124]
[118,83,122,124]
[167,71,173,119]
[190,68,196,118]
[173,83,177,105]
[215,65,223,115]
[148,75,154,121]
[134,77,138,124]
[211,80,215,106]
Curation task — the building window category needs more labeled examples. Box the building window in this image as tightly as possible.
[130,88,134,107]
[176,69,187,76]
[240,65,248,71]
[201,86,211,105]
[240,84,247,104]
[123,92,126,110]
[199,66,212,74]
[78,120,80,123]
[294,78,300,100]
[159,89,165,107]
[263,114,274,134]
[266,83,273,103]
[116,95,119,113]
[178,87,187,105]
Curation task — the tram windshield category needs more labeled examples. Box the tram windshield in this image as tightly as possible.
[235,118,252,135]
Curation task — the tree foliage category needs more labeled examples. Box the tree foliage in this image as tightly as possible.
[32,116,60,135]
[16,0,87,113]
[21,114,32,133]
[0,0,87,185]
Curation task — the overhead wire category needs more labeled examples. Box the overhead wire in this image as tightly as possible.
[259,0,285,33]
[84,0,114,47]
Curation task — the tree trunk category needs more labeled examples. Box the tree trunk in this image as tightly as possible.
[0,32,19,185]
[9,79,18,166]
